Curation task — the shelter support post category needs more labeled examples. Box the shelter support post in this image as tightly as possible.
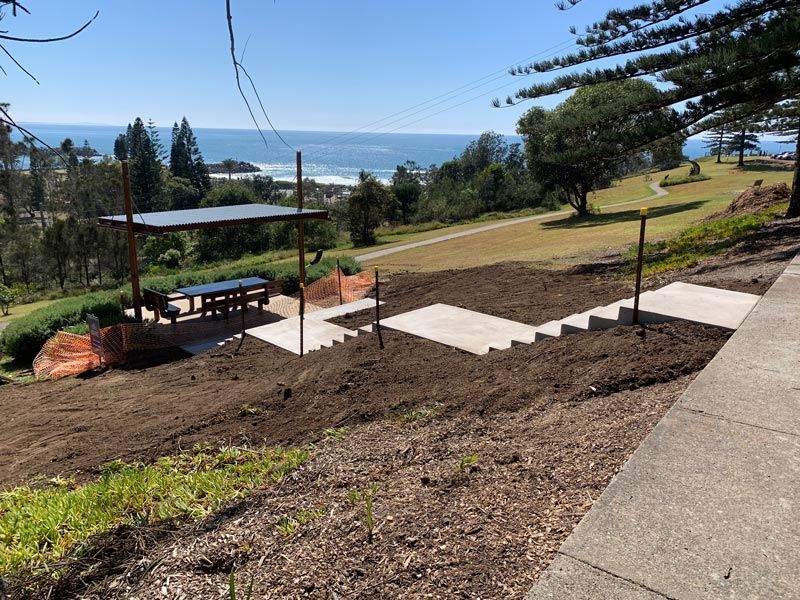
[122,161,142,321]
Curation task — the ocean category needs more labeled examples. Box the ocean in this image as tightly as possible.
[15,123,789,184]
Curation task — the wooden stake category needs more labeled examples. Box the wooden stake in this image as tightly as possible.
[299,282,305,357]
[336,258,343,305]
[632,207,648,325]
[236,279,245,353]
[296,151,306,287]
[375,266,384,350]
[122,161,142,321]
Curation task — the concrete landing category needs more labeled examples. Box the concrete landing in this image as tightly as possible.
[304,298,381,321]
[526,255,800,600]
[378,303,540,354]
[617,281,759,329]
[245,318,358,355]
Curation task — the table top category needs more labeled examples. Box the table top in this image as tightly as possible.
[176,277,268,297]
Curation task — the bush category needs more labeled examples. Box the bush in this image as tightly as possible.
[1,292,124,363]
[660,174,711,187]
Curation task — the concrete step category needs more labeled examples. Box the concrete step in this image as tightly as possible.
[378,303,541,355]
[534,320,563,341]
[617,282,759,329]
[245,317,359,355]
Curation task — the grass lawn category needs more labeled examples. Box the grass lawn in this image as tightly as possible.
[0,299,58,328]
[353,158,793,272]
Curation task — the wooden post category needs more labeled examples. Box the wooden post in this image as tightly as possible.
[296,151,306,288]
[299,282,305,357]
[632,207,648,325]
[375,266,384,350]
[236,279,246,353]
[122,161,142,321]
[336,258,343,305]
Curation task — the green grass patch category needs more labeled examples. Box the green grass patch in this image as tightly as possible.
[0,445,308,579]
[660,174,711,187]
[623,203,788,276]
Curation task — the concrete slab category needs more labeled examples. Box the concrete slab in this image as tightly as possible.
[526,555,665,600]
[245,318,357,355]
[378,304,540,355]
[304,298,382,321]
[556,408,800,599]
[617,282,759,329]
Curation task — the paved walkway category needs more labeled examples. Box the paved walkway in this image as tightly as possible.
[355,182,667,263]
[527,253,800,599]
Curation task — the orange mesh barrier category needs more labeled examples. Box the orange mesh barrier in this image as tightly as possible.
[33,268,376,380]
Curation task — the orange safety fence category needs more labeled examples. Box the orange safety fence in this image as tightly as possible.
[33,267,376,380]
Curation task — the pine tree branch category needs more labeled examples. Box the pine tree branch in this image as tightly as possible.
[0,9,98,42]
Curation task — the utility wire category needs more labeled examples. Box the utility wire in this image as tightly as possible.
[308,38,578,152]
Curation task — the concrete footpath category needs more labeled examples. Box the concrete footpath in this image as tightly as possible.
[355,182,667,263]
[527,253,800,599]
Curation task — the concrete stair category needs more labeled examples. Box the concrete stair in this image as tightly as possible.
[365,283,760,355]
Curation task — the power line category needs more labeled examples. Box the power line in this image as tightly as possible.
[305,38,577,155]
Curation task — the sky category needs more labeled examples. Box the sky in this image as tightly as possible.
[2,1,726,136]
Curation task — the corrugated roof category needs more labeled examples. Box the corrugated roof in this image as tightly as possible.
[98,203,329,234]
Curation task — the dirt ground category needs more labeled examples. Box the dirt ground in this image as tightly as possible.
[2,228,797,598]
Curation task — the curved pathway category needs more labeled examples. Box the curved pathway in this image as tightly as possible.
[355,181,667,263]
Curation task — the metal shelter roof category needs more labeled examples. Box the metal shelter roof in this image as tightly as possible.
[98,203,329,234]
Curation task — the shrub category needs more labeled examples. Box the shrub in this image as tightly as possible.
[1,292,123,363]
[660,174,711,187]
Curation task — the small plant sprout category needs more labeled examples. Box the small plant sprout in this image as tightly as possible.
[396,404,440,425]
[239,404,261,416]
[348,483,379,543]
[457,452,479,473]
[228,569,254,600]
[322,426,349,442]
[274,508,325,538]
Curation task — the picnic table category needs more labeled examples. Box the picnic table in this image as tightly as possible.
[176,277,271,318]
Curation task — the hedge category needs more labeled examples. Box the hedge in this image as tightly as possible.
[1,292,124,364]
[660,174,711,187]
[1,257,361,364]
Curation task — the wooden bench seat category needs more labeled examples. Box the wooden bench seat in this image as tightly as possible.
[202,280,284,319]
[143,288,185,324]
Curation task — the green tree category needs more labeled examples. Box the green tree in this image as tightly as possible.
[220,158,238,180]
[348,171,393,246]
[170,117,211,196]
[703,125,729,163]
[125,117,164,212]
[391,181,422,225]
[0,282,16,316]
[113,134,128,160]
[497,0,798,216]
[726,122,761,166]
[518,79,676,215]
[42,219,71,289]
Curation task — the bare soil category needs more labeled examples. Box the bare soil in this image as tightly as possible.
[2,244,795,598]
[707,181,791,220]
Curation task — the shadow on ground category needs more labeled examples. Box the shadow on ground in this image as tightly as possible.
[541,201,708,229]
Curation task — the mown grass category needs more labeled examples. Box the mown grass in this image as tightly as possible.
[360,157,793,272]
[621,202,789,276]
[0,445,308,579]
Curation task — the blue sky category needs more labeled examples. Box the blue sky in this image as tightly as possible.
[3,1,713,135]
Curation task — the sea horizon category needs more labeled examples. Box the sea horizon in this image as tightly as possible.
[14,122,789,185]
